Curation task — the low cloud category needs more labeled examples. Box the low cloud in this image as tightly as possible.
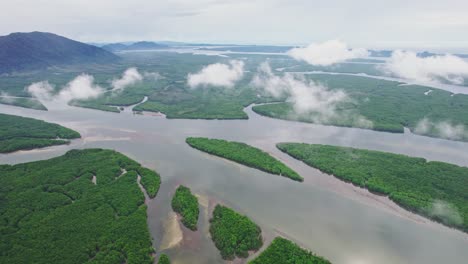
[382,50,468,85]
[28,74,103,104]
[253,62,372,128]
[414,118,467,140]
[143,71,161,80]
[0,91,16,103]
[27,81,55,101]
[287,40,369,66]
[187,60,244,88]
[427,200,463,227]
[111,67,143,92]
[27,68,151,104]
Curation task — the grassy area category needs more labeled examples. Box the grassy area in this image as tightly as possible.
[249,237,331,264]
[171,185,199,230]
[253,74,468,141]
[0,113,80,153]
[186,137,302,181]
[277,143,468,232]
[0,149,162,263]
[209,205,263,260]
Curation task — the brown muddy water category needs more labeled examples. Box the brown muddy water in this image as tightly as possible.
[0,102,467,264]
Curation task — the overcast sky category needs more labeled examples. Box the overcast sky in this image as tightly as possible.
[2,0,468,51]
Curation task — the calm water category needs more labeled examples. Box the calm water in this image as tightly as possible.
[0,103,467,264]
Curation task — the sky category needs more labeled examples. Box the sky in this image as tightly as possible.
[1,0,468,51]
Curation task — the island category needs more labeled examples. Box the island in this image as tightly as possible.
[209,205,263,260]
[0,149,161,264]
[186,137,303,181]
[171,185,199,231]
[277,143,468,232]
[249,237,331,264]
[0,113,80,153]
[157,254,171,264]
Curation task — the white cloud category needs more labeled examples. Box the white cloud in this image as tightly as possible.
[27,74,103,104]
[27,81,55,101]
[382,50,468,85]
[111,67,143,92]
[0,91,16,103]
[253,62,346,116]
[287,40,369,66]
[253,62,373,128]
[58,74,104,102]
[427,200,463,226]
[187,60,244,88]
[414,118,467,140]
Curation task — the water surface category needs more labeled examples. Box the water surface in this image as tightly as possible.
[0,103,467,264]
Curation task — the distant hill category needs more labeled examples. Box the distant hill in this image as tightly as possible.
[102,41,168,52]
[0,32,119,73]
[198,45,294,53]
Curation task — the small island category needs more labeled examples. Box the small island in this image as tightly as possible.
[0,149,161,264]
[157,254,170,264]
[171,185,199,231]
[249,237,331,264]
[0,113,80,153]
[209,205,263,260]
[186,137,303,181]
[277,143,468,232]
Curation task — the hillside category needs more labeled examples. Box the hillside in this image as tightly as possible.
[0,32,119,73]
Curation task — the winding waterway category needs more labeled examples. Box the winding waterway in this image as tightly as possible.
[0,102,467,264]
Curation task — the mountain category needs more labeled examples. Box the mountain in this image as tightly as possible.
[101,43,128,52]
[0,32,119,73]
[101,41,169,52]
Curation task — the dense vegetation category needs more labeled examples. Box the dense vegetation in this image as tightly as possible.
[0,113,80,153]
[277,143,468,232]
[209,205,263,260]
[249,237,331,264]
[0,96,47,110]
[171,185,199,230]
[186,137,302,181]
[253,74,468,141]
[157,254,170,264]
[0,149,162,263]
[3,51,468,142]
[138,167,161,198]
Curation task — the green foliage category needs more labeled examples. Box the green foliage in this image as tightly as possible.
[0,97,47,110]
[0,138,69,153]
[209,205,263,260]
[249,237,331,264]
[138,167,161,198]
[253,74,468,141]
[0,113,80,153]
[0,149,157,263]
[186,137,302,181]
[171,185,199,230]
[157,254,170,264]
[277,143,468,232]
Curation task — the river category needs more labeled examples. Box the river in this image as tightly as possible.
[0,102,467,264]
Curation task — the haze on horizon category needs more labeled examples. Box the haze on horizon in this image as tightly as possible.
[1,0,468,52]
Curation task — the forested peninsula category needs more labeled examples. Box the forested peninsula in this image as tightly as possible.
[277,143,468,232]
[0,149,161,263]
[0,113,80,153]
[186,137,303,181]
